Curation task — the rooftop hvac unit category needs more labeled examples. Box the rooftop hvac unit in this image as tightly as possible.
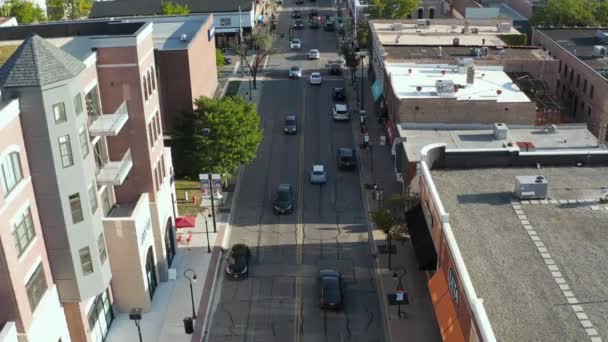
[592,45,607,58]
[457,58,474,74]
[514,175,548,200]
[416,19,428,28]
[493,122,508,140]
[471,28,479,34]
[435,80,455,97]
[393,23,403,31]
[180,33,189,41]
[497,22,512,32]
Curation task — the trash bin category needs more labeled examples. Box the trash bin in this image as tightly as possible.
[183,317,194,334]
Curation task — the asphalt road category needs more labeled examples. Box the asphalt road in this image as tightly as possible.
[206,1,384,341]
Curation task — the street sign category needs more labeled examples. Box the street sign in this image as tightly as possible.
[396,291,404,302]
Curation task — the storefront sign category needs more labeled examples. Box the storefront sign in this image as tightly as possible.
[199,173,223,199]
[208,25,215,41]
[448,268,459,305]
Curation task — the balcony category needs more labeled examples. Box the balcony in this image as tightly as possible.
[88,101,129,136]
[96,149,133,186]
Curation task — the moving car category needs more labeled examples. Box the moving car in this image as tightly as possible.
[309,10,319,21]
[273,184,294,214]
[294,20,304,29]
[290,38,301,49]
[310,165,327,184]
[292,10,301,18]
[332,87,346,101]
[310,19,320,29]
[289,65,302,78]
[309,72,322,85]
[329,63,342,75]
[337,148,357,169]
[332,103,349,120]
[324,20,335,31]
[320,270,343,310]
[225,244,251,279]
[308,49,320,59]
[284,115,297,134]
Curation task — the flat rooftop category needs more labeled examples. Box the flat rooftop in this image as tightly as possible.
[145,20,204,50]
[431,166,608,342]
[399,123,599,162]
[382,45,548,61]
[537,28,608,75]
[371,19,520,46]
[385,62,531,102]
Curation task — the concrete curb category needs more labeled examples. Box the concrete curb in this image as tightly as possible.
[191,166,244,342]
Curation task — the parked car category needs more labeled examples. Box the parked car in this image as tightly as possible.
[337,148,356,169]
[332,87,346,101]
[329,63,342,75]
[225,244,251,279]
[273,184,294,214]
[308,49,320,59]
[324,21,335,31]
[332,103,349,120]
[319,270,343,310]
[309,72,322,85]
[294,20,304,29]
[292,10,301,18]
[290,38,301,49]
[310,165,327,184]
[284,115,297,134]
[289,65,302,78]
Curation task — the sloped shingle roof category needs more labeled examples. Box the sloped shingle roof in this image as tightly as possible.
[0,34,85,88]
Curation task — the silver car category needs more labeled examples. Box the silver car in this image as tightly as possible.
[310,165,327,184]
[308,49,320,59]
[289,65,302,78]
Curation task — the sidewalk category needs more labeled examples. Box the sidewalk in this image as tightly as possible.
[345,72,442,342]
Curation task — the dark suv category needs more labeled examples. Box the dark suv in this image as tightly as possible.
[329,64,342,75]
[225,244,251,279]
[337,148,356,170]
[332,87,346,101]
[273,184,294,214]
[320,270,343,310]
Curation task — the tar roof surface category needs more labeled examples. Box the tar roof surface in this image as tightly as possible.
[538,28,608,74]
[431,166,608,342]
[382,46,546,61]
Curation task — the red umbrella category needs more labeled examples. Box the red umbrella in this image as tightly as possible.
[175,216,196,229]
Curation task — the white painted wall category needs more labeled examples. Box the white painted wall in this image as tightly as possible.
[0,322,17,342]
[26,286,71,342]
[213,9,255,33]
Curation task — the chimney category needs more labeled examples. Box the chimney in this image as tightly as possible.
[466,66,475,84]
[464,20,470,34]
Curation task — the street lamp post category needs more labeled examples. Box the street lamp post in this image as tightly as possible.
[129,308,143,342]
[202,209,212,253]
[202,128,218,234]
[392,270,407,318]
[184,269,198,319]
[360,55,365,110]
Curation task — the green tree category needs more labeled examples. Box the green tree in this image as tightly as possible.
[173,96,263,178]
[368,0,419,19]
[237,27,275,89]
[160,1,190,15]
[215,48,225,68]
[3,0,46,24]
[340,41,360,84]
[532,0,596,26]
[356,22,370,48]
[595,0,608,26]
[46,0,92,20]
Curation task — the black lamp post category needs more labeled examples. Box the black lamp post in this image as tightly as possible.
[201,128,218,234]
[392,269,406,318]
[184,269,198,319]
[129,308,143,342]
[202,209,212,253]
[360,55,366,110]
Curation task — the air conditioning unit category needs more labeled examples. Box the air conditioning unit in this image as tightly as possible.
[417,19,427,27]
[393,23,403,31]
[514,175,548,200]
[494,123,508,140]
[592,45,607,58]
[435,80,455,97]
[180,33,189,41]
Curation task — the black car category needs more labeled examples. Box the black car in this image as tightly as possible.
[332,87,346,101]
[273,184,294,214]
[310,19,320,29]
[293,20,304,29]
[320,270,343,310]
[337,148,357,170]
[284,115,297,134]
[292,10,301,18]
[225,244,251,279]
[324,21,335,31]
[329,64,342,75]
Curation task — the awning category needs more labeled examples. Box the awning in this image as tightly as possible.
[371,79,384,102]
[175,216,196,229]
[429,269,465,342]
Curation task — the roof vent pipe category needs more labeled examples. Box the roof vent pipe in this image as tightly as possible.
[466,66,475,85]
[438,46,442,57]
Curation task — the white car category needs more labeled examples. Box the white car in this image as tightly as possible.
[310,165,327,184]
[309,72,322,85]
[289,65,302,78]
[290,38,301,49]
[332,103,349,121]
[308,49,320,59]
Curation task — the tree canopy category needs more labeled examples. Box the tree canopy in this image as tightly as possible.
[160,1,190,15]
[216,48,225,68]
[47,0,92,20]
[532,0,608,26]
[173,96,263,178]
[368,0,419,19]
[1,0,46,24]
[237,27,275,89]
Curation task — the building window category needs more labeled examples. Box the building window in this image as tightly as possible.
[148,121,154,148]
[576,74,580,88]
[558,61,562,73]
[88,289,113,342]
[147,70,153,95]
[155,111,161,137]
[154,165,160,190]
[69,193,84,223]
[564,64,568,76]
[101,186,111,216]
[152,114,158,142]
[58,135,74,168]
[570,69,573,81]
[74,93,83,116]
[97,233,107,264]
[26,263,47,311]
[590,85,594,99]
[219,17,232,26]
[79,246,94,275]
[588,106,592,116]
[417,7,424,19]
[583,79,587,92]
[143,76,149,101]
[79,127,89,159]
[1,151,24,196]
[150,66,156,90]
[12,207,36,257]
[88,182,98,214]
[429,7,435,19]
[53,102,67,123]
[160,155,166,180]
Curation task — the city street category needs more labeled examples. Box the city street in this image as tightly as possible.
[206,0,384,341]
